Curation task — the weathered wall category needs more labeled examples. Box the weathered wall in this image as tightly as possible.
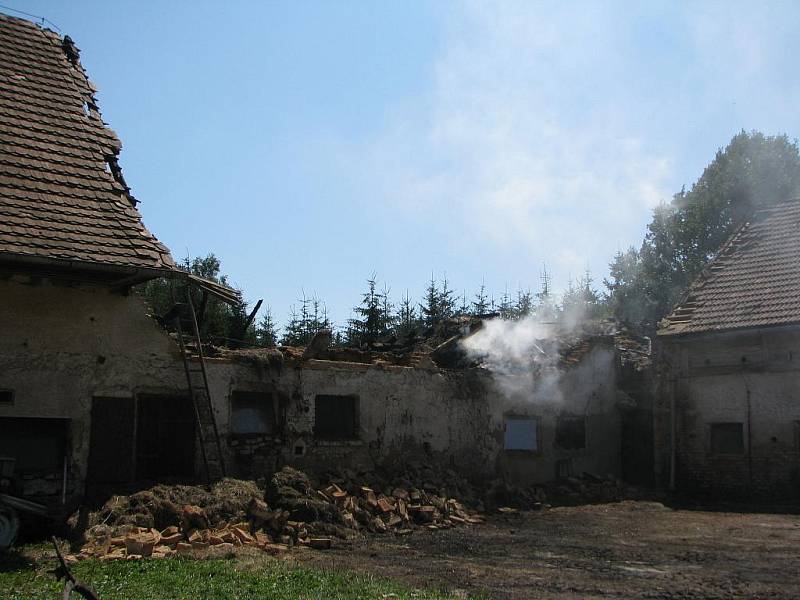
[0,275,623,504]
[656,327,800,498]
[0,277,185,502]
[205,342,621,487]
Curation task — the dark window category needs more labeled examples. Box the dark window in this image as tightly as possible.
[504,417,539,451]
[0,390,13,405]
[230,391,275,435]
[555,416,586,450]
[0,417,68,472]
[710,423,744,455]
[314,395,358,440]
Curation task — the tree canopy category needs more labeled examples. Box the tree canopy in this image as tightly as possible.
[606,131,800,331]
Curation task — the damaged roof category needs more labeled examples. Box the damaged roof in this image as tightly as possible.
[0,14,175,274]
[659,198,800,337]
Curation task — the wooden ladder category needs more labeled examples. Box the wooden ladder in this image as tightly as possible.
[174,291,226,483]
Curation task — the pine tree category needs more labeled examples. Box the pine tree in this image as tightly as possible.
[455,290,470,317]
[420,274,441,328]
[347,274,392,346]
[395,290,418,339]
[472,280,490,315]
[535,264,557,322]
[381,284,396,333]
[256,307,279,347]
[439,274,456,320]
[280,305,305,346]
[516,287,533,319]
[560,270,605,324]
[498,285,514,320]
[280,292,330,346]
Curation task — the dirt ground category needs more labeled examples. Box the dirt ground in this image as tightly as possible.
[295,500,800,599]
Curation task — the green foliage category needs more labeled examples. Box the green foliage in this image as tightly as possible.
[255,307,279,347]
[607,130,800,331]
[280,293,331,346]
[497,286,514,320]
[419,274,456,328]
[560,270,607,324]
[472,281,490,315]
[346,275,395,347]
[0,554,464,600]
[395,290,420,340]
[515,288,533,319]
[137,253,257,346]
[534,264,557,322]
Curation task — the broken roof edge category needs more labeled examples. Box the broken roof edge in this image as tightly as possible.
[182,272,241,305]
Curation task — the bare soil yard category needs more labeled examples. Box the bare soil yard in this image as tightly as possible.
[296,500,800,599]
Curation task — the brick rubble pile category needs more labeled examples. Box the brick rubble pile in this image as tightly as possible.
[76,467,483,561]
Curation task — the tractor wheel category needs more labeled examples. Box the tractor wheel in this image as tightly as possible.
[0,502,20,551]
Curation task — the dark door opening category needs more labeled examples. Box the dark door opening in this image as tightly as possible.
[87,397,135,485]
[136,395,195,482]
[86,395,196,500]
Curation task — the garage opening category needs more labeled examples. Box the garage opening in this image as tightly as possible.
[314,394,358,440]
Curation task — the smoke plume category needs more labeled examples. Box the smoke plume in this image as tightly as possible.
[460,315,566,403]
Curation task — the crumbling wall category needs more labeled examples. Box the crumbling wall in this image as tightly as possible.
[0,278,185,504]
[206,359,499,482]
[206,342,621,487]
[657,327,800,498]
[491,343,621,485]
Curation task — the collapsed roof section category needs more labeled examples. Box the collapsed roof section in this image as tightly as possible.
[0,14,175,280]
[214,317,634,373]
[659,198,800,337]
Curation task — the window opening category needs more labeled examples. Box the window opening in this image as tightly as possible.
[555,415,586,450]
[710,422,744,455]
[230,391,274,435]
[504,416,539,451]
[314,395,358,440]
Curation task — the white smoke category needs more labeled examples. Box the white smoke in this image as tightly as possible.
[460,310,594,404]
[460,315,554,402]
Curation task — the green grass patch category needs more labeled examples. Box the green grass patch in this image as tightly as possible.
[0,549,468,600]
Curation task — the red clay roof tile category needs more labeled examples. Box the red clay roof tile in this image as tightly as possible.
[0,12,175,272]
[659,198,800,336]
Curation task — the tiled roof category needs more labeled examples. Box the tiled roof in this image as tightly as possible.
[659,198,800,336]
[0,13,175,272]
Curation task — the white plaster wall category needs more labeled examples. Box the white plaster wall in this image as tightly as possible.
[206,343,621,486]
[0,278,185,498]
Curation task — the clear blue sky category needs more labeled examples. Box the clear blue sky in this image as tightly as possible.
[8,1,800,331]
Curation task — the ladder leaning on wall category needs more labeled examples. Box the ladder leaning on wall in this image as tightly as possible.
[173,290,226,483]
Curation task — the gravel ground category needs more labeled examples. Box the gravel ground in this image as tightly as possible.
[294,500,800,599]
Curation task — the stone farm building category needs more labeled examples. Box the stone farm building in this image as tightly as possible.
[657,197,800,498]
[0,13,635,511]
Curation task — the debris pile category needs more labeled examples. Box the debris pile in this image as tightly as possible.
[487,472,649,509]
[75,467,483,561]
